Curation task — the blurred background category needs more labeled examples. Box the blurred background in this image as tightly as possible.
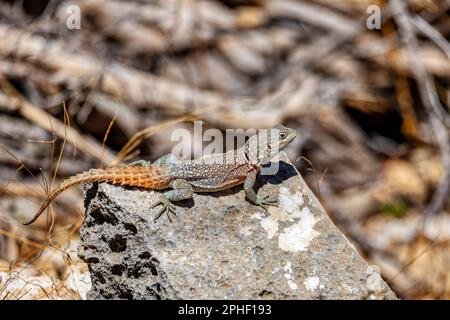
[0,0,449,299]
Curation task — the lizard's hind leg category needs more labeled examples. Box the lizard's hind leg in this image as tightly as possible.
[152,179,193,222]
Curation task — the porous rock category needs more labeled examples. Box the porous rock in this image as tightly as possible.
[78,153,396,299]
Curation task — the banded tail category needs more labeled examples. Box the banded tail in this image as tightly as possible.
[24,166,171,225]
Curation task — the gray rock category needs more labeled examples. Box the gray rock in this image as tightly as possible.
[78,153,396,300]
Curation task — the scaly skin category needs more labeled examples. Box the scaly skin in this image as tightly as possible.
[24,125,296,224]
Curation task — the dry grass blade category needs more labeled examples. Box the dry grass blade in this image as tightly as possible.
[0,229,47,251]
[51,102,69,186]
[101,110,117,168]
[0,75,116,165]
[111,115,197,166]
[391,0,450,217]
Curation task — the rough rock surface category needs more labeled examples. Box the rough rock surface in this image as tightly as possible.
[78,153,397,299]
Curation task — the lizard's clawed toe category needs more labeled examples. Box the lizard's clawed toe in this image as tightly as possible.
[152,196,178,222]
[255,194,278,210]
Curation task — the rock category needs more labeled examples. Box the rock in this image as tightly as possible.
[78,153,397,300]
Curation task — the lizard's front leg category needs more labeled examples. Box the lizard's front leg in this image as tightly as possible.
[244,169,278,209]
[151,179,193,222]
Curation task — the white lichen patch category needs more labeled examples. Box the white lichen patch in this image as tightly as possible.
[250,212,264,220]
[287,280,298,291]
[256,186,320,250]
[279,187,304,216]
[366,265,384,293]
[260,216,278,239]
[283,261,293,279]
[239,226,253,237]
[278,207,320,252]
[282,262,298,290]
[292,205,310,220]
[284,261,293,273]
[304,276,320,292]
[258,206,288,240]
[267,206,290,222]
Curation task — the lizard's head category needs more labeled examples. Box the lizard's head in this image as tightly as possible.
[275,125,297,151]
[246,125,297,166]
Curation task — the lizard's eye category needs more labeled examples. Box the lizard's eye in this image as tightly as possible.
[280,132,287,139]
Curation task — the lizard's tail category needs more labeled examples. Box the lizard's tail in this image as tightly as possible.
[23,166,170,225]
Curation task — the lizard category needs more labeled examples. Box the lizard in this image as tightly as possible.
[23,125,296,225]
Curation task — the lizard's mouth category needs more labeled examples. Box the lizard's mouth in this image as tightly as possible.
[283,130,297,147]
[290,131,297,142]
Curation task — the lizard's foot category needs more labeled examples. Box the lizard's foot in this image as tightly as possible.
[255,194,278,211]
[151,195,177,222]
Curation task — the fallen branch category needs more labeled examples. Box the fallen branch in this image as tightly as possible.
[0,75,116,165]
[391,0,450,217]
